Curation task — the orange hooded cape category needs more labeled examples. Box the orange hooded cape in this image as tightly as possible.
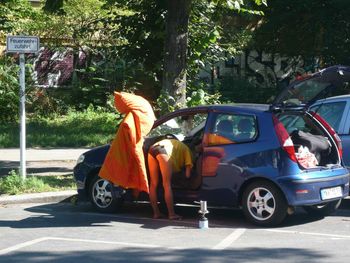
[99,92,155,193]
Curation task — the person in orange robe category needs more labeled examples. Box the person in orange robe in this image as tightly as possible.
[99,92,156,193]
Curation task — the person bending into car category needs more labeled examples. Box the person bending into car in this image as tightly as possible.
[148,138,193,220]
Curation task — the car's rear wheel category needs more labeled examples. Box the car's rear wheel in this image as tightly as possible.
[302,199,341,217]
[89,175,123,213]
[242,180,287,227]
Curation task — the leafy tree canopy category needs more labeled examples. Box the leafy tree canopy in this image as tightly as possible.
[251,0,350,65]
[0,0,39,39]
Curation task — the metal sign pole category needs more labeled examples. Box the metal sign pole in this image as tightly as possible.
[6,35,40,180]
[19,53,26,179]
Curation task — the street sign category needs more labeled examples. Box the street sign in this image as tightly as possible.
[6,35,40,179]
[6,36,40,53]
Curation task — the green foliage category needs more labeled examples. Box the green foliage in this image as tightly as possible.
[187,85,224,107]
[0,0,267,123]
[219,75,275,103]
[0,0,37,38]
[0,56,19,122]
[251,0,350,65]
[105,0,265,105]
[156,84,225,115]
[187,0,264,104]
[0,107,121,148]
[0,170,75,195]
[155,90,176,116]
[43,0,65,14]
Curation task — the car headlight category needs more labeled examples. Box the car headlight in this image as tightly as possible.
[76,154,85,165]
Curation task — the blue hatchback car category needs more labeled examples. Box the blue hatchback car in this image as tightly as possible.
[74,65,350,226]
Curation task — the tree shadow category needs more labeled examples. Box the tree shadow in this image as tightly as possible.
[0,201,335,231]
[0,246,329,263]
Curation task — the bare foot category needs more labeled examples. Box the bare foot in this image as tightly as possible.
[168,214,182,220]
[153,213,165,219]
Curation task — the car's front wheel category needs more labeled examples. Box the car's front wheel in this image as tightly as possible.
[302,199,341,217]
[242,180,288,227]
[89,175,124,213]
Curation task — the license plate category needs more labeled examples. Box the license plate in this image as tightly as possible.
[320,186,342,200]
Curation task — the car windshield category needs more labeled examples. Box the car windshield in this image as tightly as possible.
[310,101,346,133]
[149,113,207,140]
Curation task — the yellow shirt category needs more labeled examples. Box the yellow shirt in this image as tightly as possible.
[153,139,193,173]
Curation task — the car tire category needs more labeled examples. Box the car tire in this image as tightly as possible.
[302,199,341,217]
[242,180,288,227]
[89,175,124,213]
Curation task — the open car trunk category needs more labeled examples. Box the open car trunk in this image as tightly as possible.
[278,111,340,168]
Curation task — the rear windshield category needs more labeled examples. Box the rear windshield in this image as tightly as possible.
[278,112,324,136]
[281,79,330,106]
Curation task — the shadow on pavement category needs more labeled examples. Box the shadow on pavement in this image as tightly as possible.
[0,160,73,176]
[0,200,339,231]
[0,246,328,263]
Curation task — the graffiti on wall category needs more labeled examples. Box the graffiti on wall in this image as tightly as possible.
[32,47,319,89]
[33,47,88,87]
[201,50,319,88]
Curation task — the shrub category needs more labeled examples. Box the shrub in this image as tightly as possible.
[0,170,76,195]
[0,56,19,122]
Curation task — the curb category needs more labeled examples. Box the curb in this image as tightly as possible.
[0,190,77,205]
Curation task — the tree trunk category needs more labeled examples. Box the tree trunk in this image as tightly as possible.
[162,0,192,108]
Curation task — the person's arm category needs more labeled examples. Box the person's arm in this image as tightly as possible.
[185,164,192,179]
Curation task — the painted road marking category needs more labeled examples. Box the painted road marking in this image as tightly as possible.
[0,237,49,255]
[262,229,350,239]
[0,236,160,255]
[212,228,246,250]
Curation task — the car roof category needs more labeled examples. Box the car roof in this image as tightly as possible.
[313,94,350,104]
[182,103,270,113]
[154,104,270,127]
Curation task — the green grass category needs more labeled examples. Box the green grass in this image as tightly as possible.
[0,171,76,195]
[0,109,121,148]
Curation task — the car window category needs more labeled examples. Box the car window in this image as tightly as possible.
[280,80,330,106]
[310,101,346,133]
[208,113,257,145]
[279,113,324,135]
[280,115,306,132]
[149,113,207,141]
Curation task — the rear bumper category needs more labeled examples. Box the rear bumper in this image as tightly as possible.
[278,170,350,206]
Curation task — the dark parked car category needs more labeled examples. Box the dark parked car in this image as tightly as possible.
[74,65,350,226]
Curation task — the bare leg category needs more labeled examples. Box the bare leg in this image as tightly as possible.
[148,153,163,218]
[157,154,181,219]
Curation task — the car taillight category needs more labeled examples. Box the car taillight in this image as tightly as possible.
[272,115,297,162]
[310,112,343,158]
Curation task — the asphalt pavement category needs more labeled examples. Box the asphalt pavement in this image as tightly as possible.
[1,202,350,262]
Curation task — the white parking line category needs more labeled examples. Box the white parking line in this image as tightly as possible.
[262,229,350,239]
[48,237,161,248]
[0,236,160,255]
[212,228,246,250]
[0,237,49,255]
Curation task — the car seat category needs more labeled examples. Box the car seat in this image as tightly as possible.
[236,118,253,140]
[216,119,234,139]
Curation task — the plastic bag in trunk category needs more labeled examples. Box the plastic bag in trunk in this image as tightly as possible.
[291,130,331,164]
